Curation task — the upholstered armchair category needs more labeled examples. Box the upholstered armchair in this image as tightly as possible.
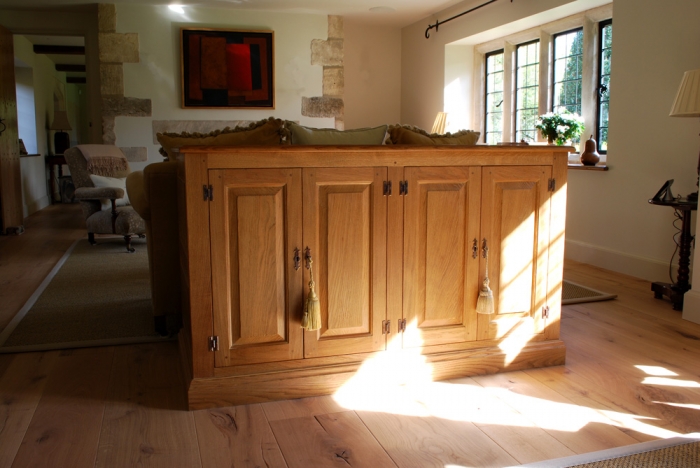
[64,146,146,253]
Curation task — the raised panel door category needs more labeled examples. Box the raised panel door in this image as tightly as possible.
[478,166,552,341]
[209,169,303,367]
[403,167,481,348]
[303,167,387,358]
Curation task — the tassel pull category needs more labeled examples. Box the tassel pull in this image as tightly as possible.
[476,241,495,315]
[302,248,322,331]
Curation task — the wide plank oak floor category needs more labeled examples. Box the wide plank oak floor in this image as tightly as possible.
[1,204,700,467]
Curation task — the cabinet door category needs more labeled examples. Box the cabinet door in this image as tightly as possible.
[209,169,303,367]
[478,166,552,341]
[403,167,481,348]
[303,168,387,358]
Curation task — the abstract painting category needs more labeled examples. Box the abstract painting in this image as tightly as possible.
[181,28,274,108]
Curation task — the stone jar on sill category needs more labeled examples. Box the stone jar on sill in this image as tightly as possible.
[580,135,601,166]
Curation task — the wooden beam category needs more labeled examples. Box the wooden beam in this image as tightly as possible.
[55,64,85,72]
[33,45,85,55]
[66,77,86,84]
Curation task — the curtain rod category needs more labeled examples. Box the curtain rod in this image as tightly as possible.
[425,0,512,39]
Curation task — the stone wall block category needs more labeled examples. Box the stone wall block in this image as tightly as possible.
[102,116,116,145]
[328,15,344,39]
[103,97,152,117]
[301,96,344,118]
[311,39,343,67]
[99,33,139,63]
[323,67,344,97]
[334,118,344,131]
[100,63,124,96]
[119,147,148,162]
[98,4,117,33]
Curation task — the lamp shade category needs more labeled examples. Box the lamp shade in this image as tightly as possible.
[50,110,72,131]
[431,112,448,134]
[670,69,700,117]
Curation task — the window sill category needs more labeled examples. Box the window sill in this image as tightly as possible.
[568,162,608,171]
[567,152,608,171]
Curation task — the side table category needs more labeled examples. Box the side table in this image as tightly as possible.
[649,197,697,310]
[46,154,66,203]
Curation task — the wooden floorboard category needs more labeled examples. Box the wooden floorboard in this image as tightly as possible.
[1,205,700,467]
[95,342,201,468]
[11,347,114,468]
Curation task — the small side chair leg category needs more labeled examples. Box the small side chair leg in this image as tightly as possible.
[88,232,96,245]
[124,235,135,253]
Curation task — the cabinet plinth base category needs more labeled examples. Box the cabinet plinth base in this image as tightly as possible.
[185,340,566,410]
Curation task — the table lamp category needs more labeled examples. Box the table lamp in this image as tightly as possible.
[669,68,700,201]
[50,110,72,155]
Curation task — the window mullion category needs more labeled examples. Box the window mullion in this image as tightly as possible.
[580,17,597,150]
[502,42,516,142]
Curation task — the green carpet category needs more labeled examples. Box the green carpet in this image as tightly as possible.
[562,280,617,305]
[0,237,172,353]
[518,436,700,467]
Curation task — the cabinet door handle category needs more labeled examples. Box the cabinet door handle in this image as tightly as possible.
[305,247,312,269]
[472,239,478,259]
[293,248,301,271]
[482,238,489,258]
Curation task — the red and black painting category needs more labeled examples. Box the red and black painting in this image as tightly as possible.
[181,29,274,108]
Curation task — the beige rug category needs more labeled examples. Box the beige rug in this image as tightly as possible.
[517,435,700,467]
[562,280,617,305]
[0,237,172,353]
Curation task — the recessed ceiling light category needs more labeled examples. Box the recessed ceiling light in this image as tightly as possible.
[169,5,185,14]
[369,6,396,13]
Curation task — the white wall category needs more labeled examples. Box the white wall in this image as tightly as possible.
[13,34,72,216]
[567,0,700,283]
[343,21,402,129]
[400,0,580,131]
[15,66,37,154]
[403,0,700,288]
[114,4,335,167]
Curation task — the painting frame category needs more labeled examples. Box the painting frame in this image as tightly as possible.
[181,28,275,109]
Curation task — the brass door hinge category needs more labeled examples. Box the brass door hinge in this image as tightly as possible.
[203,184,213,201]
[399,180,408,196]
[398,318,407,332]
[208,335,219,351]
[548,179,556,192]
[382,320,391,334]
[542,305,550,319]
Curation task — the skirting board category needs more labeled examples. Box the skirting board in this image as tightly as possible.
[23,195,50,218]
[185,340,566,410]
[682,289,700,325]
[565,238,684,283]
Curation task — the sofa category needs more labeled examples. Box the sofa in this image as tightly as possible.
[126,117,479,335]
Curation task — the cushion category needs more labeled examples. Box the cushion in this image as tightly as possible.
[287,122,388,145]
[156,117,286,160]
[387,125,480,145]
[89,174,131,211]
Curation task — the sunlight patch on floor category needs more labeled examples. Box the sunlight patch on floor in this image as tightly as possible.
[642,377,700,388]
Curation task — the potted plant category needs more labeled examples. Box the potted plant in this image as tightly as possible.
[535,112,585,145]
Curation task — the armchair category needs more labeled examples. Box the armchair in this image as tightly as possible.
[64,146,146,253]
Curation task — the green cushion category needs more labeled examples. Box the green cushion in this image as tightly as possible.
[156,117,286,160]
[387,125,480,145]
[288,122,388,145]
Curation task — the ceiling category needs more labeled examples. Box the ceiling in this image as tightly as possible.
[17,35,86,81]
[0,0,472,28]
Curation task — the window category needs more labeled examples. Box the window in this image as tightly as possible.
[515,40,540,142]
[597,20,612,152]
[484,50,504,145]
[477,6,612,156]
